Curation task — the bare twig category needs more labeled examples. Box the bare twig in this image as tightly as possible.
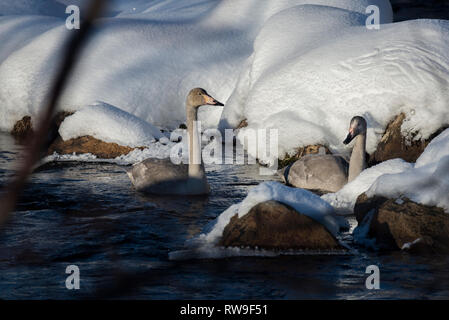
[0,0,106,225]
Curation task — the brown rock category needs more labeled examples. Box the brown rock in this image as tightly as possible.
[354,194,449,253]
[236,119,248,129]
[369,113,448,165]
[48,135,136,159]
[52,111,74,128]
[11,111,74,144]
[11,116,33,140]
[219,200,343,250]
[278,144,331,169]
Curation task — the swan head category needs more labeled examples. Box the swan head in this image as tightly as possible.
[187,88,224,108]
[343,116,367,144]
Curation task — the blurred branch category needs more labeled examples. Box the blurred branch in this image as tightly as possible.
[0,0,106,225]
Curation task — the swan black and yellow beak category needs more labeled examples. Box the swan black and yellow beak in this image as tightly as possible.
[343,128,355,144]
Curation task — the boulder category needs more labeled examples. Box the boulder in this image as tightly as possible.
[10,116,33,140]
[236,118,248,129]
[11,111,74,144]
[219,200,344,250]
[278,144,331,169]
[369,113,447,165]
[354,194,449,253]
[11,112,139,158]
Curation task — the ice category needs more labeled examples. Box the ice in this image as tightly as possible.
[59,101,163,148]
[42,140,175,166]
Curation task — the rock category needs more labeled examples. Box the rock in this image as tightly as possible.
[278,144,331,169]
[219,200,344,250]
[369,113,448,165]
[236,119,248,129]
[47,135,136,159]
[11,111,139,158]
[354,194,449,253]
[46,111,144,158]
[11,111,75,145]
[11,116,33,140]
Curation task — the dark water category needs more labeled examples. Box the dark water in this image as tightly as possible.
[1,132,449,300]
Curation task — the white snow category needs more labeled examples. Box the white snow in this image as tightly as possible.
[42,136,176,166]
[219,6,449,160]
[59,101,163,148]
[322,159,413,214]
[0,0,393,140]
[401,238,422,250]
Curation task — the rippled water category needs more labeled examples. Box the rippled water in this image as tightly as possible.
[1,132,449,299]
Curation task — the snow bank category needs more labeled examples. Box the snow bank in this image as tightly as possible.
[366,129,449,212]
[322,159,413,214]
[59,101,163,147]
[0,0,392,137]
[219,6,449,159]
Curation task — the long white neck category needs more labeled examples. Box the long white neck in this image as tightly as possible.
[186,105,205,179]
[348,133,366,183]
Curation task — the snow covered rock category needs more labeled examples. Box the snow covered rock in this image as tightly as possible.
[200,181,348,247]
[220,200,344,250]
[353,194,449,253]
[58,101,163,148]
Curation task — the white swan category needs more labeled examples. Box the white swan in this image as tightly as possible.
[280,116,367,193]
[127,88,223,195]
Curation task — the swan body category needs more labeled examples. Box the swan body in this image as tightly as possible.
[281,154,348,193]
[127,88,223,195]
[281,116,367,193]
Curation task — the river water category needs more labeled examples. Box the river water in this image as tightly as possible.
[1,132,449,299]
